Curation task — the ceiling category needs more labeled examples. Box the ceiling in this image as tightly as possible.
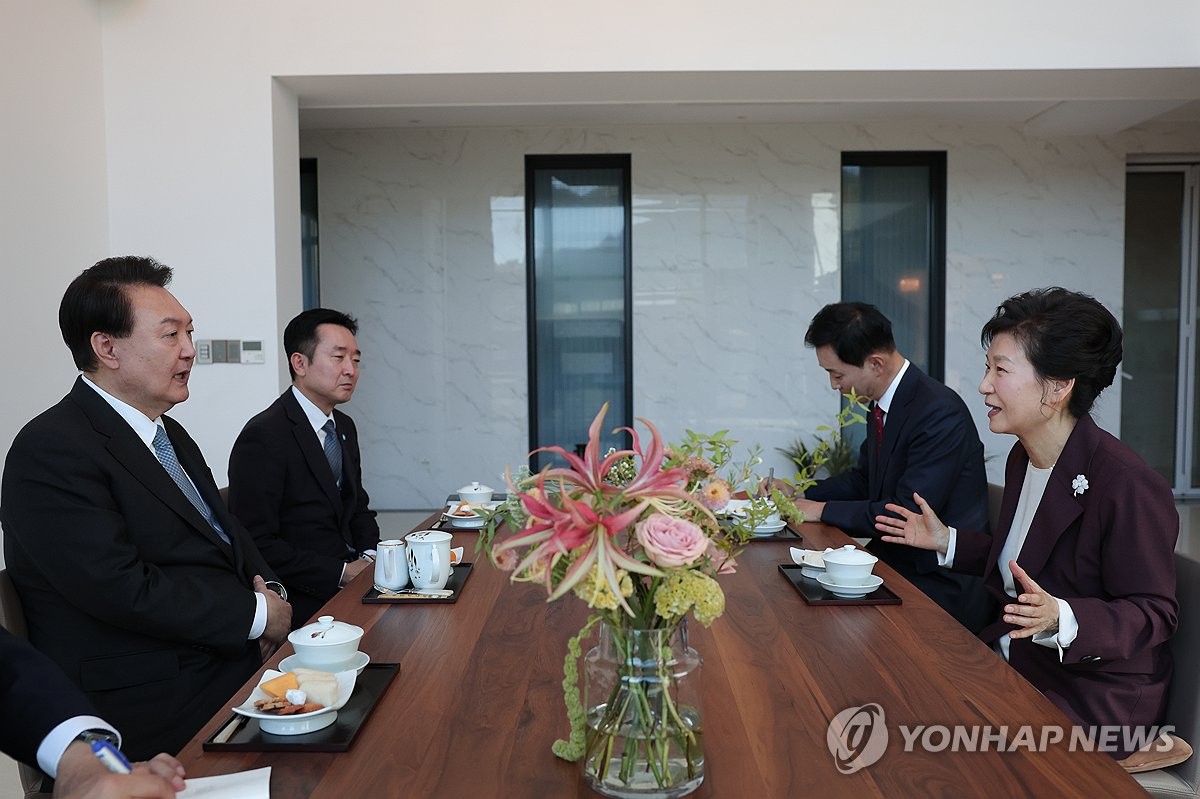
[283,69,1200,136]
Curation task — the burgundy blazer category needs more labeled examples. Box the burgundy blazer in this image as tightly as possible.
[954,415,1178,752]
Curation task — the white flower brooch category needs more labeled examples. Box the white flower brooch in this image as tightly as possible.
[1072,474,1089,497]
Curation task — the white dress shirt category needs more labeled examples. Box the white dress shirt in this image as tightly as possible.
[37,717,119,778]
[942,461,1079,660]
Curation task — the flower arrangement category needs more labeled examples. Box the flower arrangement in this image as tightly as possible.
[479,400,862,797]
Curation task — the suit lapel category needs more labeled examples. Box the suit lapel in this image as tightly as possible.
[1009,419,1093,577]
[870,367,917,497]
[71,380,235,560]
[283,391,343,511]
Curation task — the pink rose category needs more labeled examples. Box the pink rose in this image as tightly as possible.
[494,548,519,572]
[636,513,708,568]
[706,540,737,574]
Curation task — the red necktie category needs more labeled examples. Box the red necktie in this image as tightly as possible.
[872,404,885,448]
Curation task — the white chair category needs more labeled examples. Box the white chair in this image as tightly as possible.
[1133,553,1200,796]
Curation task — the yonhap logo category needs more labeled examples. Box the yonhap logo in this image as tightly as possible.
[827,703,888,773]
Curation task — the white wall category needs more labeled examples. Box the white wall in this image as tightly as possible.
[2,0,1197,505]
[0,1,109,481]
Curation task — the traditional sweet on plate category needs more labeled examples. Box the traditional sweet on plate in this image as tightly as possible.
[293,667,339,707]
[253,696,324,715]
[251,668,339,715]
[260,671,299,699]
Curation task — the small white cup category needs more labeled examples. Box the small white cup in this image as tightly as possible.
[406,530,454,590]
[821,545,878,585]
[374,539,409,591]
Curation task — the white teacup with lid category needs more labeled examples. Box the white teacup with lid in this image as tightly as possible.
[820,545,879,585]
[458,481,494,503]
[287,615,364,670]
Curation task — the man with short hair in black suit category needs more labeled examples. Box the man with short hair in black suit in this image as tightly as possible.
[792,301,993,631]
[1,256,292,761]
[228,308,381,626]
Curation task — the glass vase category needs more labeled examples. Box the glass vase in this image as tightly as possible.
[582,620,704,798]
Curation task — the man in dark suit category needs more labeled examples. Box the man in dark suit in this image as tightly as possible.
[0,628,185,798]
[1,256,291,761]
[228,308,380,625]
[796,301,992,631]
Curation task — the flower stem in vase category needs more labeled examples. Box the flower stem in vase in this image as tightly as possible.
[583,621,704,798]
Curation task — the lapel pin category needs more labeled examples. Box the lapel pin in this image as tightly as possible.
[1071,474,1089,497]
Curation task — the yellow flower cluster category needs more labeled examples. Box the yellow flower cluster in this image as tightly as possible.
[653,570,725,626]
[573,564,634,610]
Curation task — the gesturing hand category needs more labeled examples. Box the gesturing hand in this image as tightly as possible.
[874,492,951,554]
[1004,560,1060,639]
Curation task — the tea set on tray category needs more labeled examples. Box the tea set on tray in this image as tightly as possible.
[231,615,368,735]
[788,544,882,598]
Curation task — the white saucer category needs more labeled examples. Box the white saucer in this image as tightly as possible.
[815,573,883,598]
[444,514,487,529]
[801,566,826,579]
[751,521,787,536]
[279,650,370,675]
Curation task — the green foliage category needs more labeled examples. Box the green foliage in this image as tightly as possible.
[778,392,868,489]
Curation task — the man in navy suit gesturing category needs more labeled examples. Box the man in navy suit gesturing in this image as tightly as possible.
[794,301,992,631]
[228,309,381,626]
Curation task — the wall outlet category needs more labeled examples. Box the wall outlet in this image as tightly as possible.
[195,339,213,365]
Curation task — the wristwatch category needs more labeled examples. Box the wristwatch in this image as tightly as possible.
[74,729,120,748]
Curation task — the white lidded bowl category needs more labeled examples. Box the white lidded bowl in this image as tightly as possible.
[458,481,494,503]
[287,615,363,670]
[821,545,878,585]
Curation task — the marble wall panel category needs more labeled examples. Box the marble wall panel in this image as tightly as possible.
[303,121,1129,506]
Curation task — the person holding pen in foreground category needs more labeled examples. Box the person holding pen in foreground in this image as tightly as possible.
[1,627,184,797]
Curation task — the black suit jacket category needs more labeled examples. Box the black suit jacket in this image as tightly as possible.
[0,627,101,769]
[955,415,1177,755]
[0,378,272,760]
[228,390,379,625]
[807,364,993,629]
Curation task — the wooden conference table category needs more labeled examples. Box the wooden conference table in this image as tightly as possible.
[176,517,1146,797]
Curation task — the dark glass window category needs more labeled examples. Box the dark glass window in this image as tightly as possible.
[841,151,947,379]
[300,158,320,309]
[526,155,633,469]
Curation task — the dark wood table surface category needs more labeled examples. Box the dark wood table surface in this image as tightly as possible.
[176,517,1146,797]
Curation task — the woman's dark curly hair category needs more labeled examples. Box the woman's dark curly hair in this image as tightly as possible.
[981,287,1123,419]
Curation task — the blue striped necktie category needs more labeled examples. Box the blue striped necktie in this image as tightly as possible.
[152,425,230,544]
[322,419,343,490]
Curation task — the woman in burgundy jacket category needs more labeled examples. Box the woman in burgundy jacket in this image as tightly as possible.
[876,287,1178,761]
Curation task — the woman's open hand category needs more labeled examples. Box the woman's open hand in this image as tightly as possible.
[874,492,951,554]
[1004,560,1060,638]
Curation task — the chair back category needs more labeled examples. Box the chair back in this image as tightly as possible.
[1136,553,1200,797]
[0,568,28,639]
[986,482,1004,533]
[0,570,52,799]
